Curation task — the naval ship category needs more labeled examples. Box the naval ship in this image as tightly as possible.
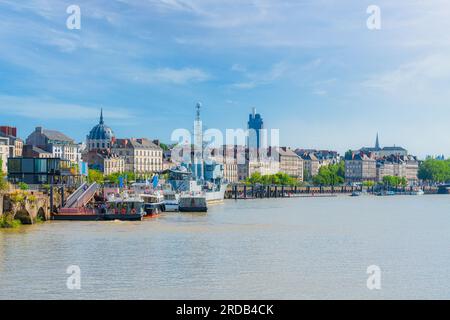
[166,102,228,211]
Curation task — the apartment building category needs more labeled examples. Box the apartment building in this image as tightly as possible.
[112,138,163,174]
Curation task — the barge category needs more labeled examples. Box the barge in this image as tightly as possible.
[53,198,145,221]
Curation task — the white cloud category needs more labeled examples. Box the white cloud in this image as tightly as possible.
[0,96,135,121]
[363,54,450,93]
[125,67,210,85]
[231,62,288,89]
[152,67,210,84]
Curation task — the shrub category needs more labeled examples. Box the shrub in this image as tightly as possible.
[18,182,29,191]
[0,213,22,228]
[10,191,25,204]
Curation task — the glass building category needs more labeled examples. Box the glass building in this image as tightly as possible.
[7,157,79,185]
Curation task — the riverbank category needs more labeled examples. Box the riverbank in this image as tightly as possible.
[0,214,21,228]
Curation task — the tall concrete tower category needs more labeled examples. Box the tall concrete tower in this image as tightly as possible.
[247,107,264,150]
[193,102,204,179]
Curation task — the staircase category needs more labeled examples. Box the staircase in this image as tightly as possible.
[64,183,100,208]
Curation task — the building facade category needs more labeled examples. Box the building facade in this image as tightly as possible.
[22,145,53,158]
[345,153,377,183]
[276,147,304,181]
[247,157,280,178]
[298,152,320,179]
[26,127,81,163]
[112,138,163,174]
[295,149,340,180]
[82,150,125,176]
[208,145,239,183]
[7,157,80,185]
[0,137,9,172]
[0,126,23,157]
[351,134,418,185]
[376,155,419,185]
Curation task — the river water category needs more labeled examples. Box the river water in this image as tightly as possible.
[1,195,449,299]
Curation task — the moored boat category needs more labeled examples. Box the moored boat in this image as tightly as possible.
[178,193,208,212]
[104,197,145,221]
[53,197,144,221]
[140,193,165,216]
[163,190,179,212]
[410,189,425,195]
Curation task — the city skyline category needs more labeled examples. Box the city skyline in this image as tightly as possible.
[4,108,435,160]
[1,1,450,158]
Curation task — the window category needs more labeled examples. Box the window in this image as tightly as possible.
[35,159,47,173]
[8,158,21,173]
[22,159,34,173]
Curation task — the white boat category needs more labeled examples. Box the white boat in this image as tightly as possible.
[163,190,179,212]
[410,189,425,196]
[140,192,165,216]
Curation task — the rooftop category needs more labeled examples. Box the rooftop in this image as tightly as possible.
[114,138,162,150]
[41,129,74,143]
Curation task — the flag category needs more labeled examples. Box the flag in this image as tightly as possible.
[152,175,159,188]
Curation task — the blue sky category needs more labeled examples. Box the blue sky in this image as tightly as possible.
[1,0,449,158]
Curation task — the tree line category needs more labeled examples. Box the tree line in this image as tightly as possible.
[418,158,450,183]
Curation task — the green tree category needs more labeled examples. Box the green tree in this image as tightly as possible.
[104,171,138,186]
[247,172,262,184]
[382,176,408,188]
[88,169,104,184]
[312,163,344,186]
[344,150,353,159]
[418,158,450,183]
[159,143,169,151]
[362,180,375,188]
[336,161,345,180]
[245,172,299,186]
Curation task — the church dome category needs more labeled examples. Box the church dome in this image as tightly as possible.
[88,109,114,140]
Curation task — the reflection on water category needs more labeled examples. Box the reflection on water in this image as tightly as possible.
[1,195,449,299]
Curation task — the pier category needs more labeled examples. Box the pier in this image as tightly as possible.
[226,184,360,199]
[225,184,440,199]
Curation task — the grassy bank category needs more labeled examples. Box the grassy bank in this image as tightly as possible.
[0,214,22,229]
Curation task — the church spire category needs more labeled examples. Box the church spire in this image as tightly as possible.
[99,108,104,125]
[375,133,380,149]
